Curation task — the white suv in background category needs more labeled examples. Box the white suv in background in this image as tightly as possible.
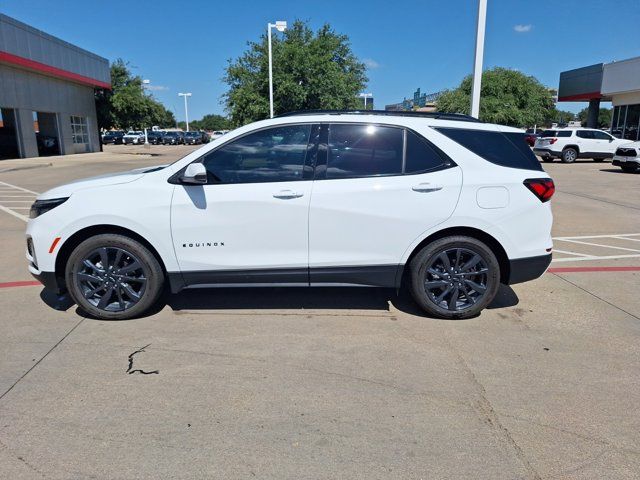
[612,142,640,173]
[533,127,628,163]
[26,111,554,321]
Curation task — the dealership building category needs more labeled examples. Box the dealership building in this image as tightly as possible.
[0,14,110,160]
[559,56,640,141]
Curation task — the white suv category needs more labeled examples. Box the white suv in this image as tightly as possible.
[533,127,627,163]
[26,111,554,320]
[612,142,640,173]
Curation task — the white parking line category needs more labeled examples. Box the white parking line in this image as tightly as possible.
[0,180,39,195]
[0,180,39,222]
[552,233,640,263]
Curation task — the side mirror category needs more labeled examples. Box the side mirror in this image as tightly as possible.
[180,163,207,184]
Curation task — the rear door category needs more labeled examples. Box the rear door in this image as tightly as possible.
[308,123,462,286]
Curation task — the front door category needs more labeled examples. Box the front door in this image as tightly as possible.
[170,123,318,284]
[308,123,463,286]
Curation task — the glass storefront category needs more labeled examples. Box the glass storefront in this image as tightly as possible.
[611,104,640,141]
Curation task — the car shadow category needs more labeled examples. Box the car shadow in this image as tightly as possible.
[600,168,637,174]
[39,283,520,321]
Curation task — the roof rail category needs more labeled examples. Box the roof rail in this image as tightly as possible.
[276,109,481,122]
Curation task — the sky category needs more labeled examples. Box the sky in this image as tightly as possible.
[2,0,639,121]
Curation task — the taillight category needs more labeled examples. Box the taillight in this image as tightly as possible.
[524,178,555,202]
[549,138,558,144]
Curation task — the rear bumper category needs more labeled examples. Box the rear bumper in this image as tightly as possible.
[507,254,552,285]
[533,148,558,158]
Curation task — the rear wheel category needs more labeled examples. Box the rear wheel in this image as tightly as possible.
[593,158,605,162]
[542,156,554,163]
[408,236,500,319]
[561,148,578,163]
[65,234,164,320]
[621,164,639,173]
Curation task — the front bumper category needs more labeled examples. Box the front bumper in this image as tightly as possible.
[507,253,552,285]
[612,157,640,167]
[30,267,63,293]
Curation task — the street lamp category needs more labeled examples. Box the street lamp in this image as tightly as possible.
[470,0,487,118]
[268,20,287,118]
[358,92,373,110]
[178,92,192,131]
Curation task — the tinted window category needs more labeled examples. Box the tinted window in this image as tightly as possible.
[593,130,613,141]
[557,131,572,137]
[201,124,311,184]
[326,124,403,178]
[576,130,594,139]
[540,130,558,137]
[405,130,448,173]
[435,127,543,172]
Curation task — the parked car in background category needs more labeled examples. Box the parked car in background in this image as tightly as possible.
[146,131,164,145]
[102,130,125,144]
[162,131,184,145]
[36,133,58,156]
[612,143,640,173]
[524,129,541,147]
[27,110,554,321]
[183,131,202,145]
[210,130,228,140]
[123,131,145,145]
[199,131,210,144]
[533,128,628,163]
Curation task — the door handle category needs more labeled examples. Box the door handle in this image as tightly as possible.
[412,183,443,193]
[273,190,303,199]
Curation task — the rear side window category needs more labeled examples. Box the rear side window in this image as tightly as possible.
[557,131,572,137]
[326,124,403,178]
[405,130,449,173]
[435,127,543,171]
[540,130,557,137]
[576,130,594,139]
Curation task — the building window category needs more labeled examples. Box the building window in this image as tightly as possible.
[70,115,89,144]
[623,104,640,141]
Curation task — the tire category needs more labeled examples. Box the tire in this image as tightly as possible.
[621,164,639,173]
[593,158,605,162]
[408,236,500,320]
[561,148,578,163]
[542,156,554,163]
[65,234,164,320]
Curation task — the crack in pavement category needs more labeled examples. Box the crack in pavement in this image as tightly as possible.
[0,317,85,403]
[0,434,47,478]
[126,344,159,375]
[442,334,542,480]
[551,273,640,322]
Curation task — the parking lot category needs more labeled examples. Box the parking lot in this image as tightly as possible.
[0,145,639,479]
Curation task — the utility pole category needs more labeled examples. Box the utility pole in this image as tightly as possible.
[470,0,487,119]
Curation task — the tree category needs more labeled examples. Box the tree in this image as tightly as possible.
[181,114,231,131]
[95,59,176,130]
[435,67,555,127]
[577,107,612,128]
[224,20,368,126]
[547,108,576,126]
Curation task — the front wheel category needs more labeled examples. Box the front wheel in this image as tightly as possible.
[65,234,164,320]
[621,164,639,173]
[408,236,500,319]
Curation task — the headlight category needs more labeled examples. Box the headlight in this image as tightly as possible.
[29,197,69,219]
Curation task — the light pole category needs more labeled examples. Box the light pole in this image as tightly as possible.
[268,20,287,118]
[178,92,192,131]
[358,92,373,110]
[470,0,487,118]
